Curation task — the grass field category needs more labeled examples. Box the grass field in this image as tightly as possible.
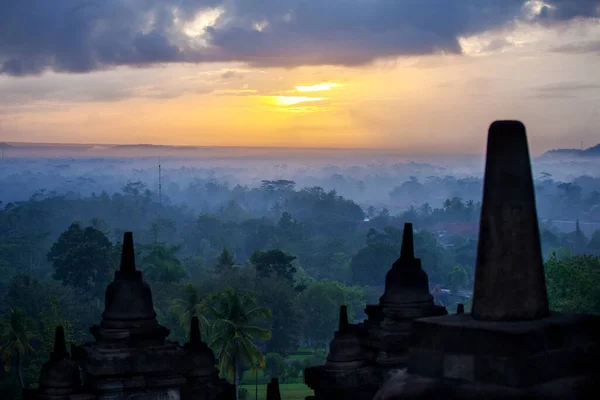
[240,383,313,400]
[241,368,267,382]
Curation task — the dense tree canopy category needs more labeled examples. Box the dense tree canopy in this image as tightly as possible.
[545,253,600,314]
[2,161,600,395]
[47,223,115,296]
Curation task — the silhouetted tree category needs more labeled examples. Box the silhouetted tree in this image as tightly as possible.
[47,223,114,295]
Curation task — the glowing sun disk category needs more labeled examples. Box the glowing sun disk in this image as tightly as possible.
[267,96,327,106]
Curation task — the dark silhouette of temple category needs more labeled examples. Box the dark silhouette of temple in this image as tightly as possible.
[25,120,600,400]
[25,233,234,400]
[305,121,600,399]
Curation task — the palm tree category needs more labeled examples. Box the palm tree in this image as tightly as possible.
[0,308,37,388]
[207,288,272,400]
[169,283,209,339]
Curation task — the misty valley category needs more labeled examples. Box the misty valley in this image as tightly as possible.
[1,142,600,399]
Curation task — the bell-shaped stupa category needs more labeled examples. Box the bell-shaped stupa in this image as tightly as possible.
[305,305,380,400]
[181,316,235,400]
[73,232,188,397]
[367,223,446,368]
[35,326,90,400]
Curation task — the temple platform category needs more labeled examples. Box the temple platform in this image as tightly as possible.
[407,312,600,388]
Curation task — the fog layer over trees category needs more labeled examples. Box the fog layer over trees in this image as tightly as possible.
[1,146,599,397]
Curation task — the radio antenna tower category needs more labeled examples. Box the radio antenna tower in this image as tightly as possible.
[158,157,162,207]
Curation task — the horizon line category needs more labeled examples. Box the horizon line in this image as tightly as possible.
[1,140,486,157]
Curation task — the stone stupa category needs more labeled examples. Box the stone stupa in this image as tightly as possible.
[374,121,600,399]
[26,326,93,400]
[305,223,447,399]
[72,232,189,398]
[365,223,447,370]
[181,316,234,400]
[304,305,380,399]
[27,233,235,399]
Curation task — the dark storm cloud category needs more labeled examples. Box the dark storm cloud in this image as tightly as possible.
[1,0,598,76]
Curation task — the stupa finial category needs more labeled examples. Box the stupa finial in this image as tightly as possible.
[190,316,201,345]
[120,232,136,273]
[338,305,349,333]
[400,223,415,260]
[50,326,68,361]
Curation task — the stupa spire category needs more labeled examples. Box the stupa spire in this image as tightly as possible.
[50,326,68,361]
[472,120,549,321]
[120,232,136,274]
[400,223,415,260]
[338,305,349,333]
[189,316,201,345]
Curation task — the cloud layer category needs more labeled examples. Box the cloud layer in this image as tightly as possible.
[1,0,598,76]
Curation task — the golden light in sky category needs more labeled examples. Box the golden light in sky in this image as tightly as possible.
[295,82,342,92]
[266,96,328,106]
[1,9,599,154]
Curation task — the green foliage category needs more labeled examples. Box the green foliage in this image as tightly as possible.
[261,180,296,193]
[250,249,297,284]
[350,242,397,286]
[264,353,286,378]
[0,232,49,279]
[255,277,302,355]
[3,274,95,335]
[169,283,209,339]
[447,265,468,293]
[37,297,85,356]
[238,387,249,400]
[586,230,600,255]
[296,280,367,347]
[215,248,236,274]
[413,230,452,284]
[286,360,304,380]
[0,308,37,388]
[140,243,186,283]
[47,222,114,295]
[545,252,600,314]
[277,212,303,243]
[207,288,272,395]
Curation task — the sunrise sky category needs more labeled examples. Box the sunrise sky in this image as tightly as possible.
[1,1,599,154]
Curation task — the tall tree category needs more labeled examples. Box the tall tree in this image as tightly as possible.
[0,308,37,388]
[350,242,397,287]
[249,249,297,285]
[215,248,236,274]
[207,289,271,400]
[256,277,302,355]
[47,222,114,296]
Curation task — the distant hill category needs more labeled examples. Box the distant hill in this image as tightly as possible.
[541,143,600,158]
[583,144,600,156]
